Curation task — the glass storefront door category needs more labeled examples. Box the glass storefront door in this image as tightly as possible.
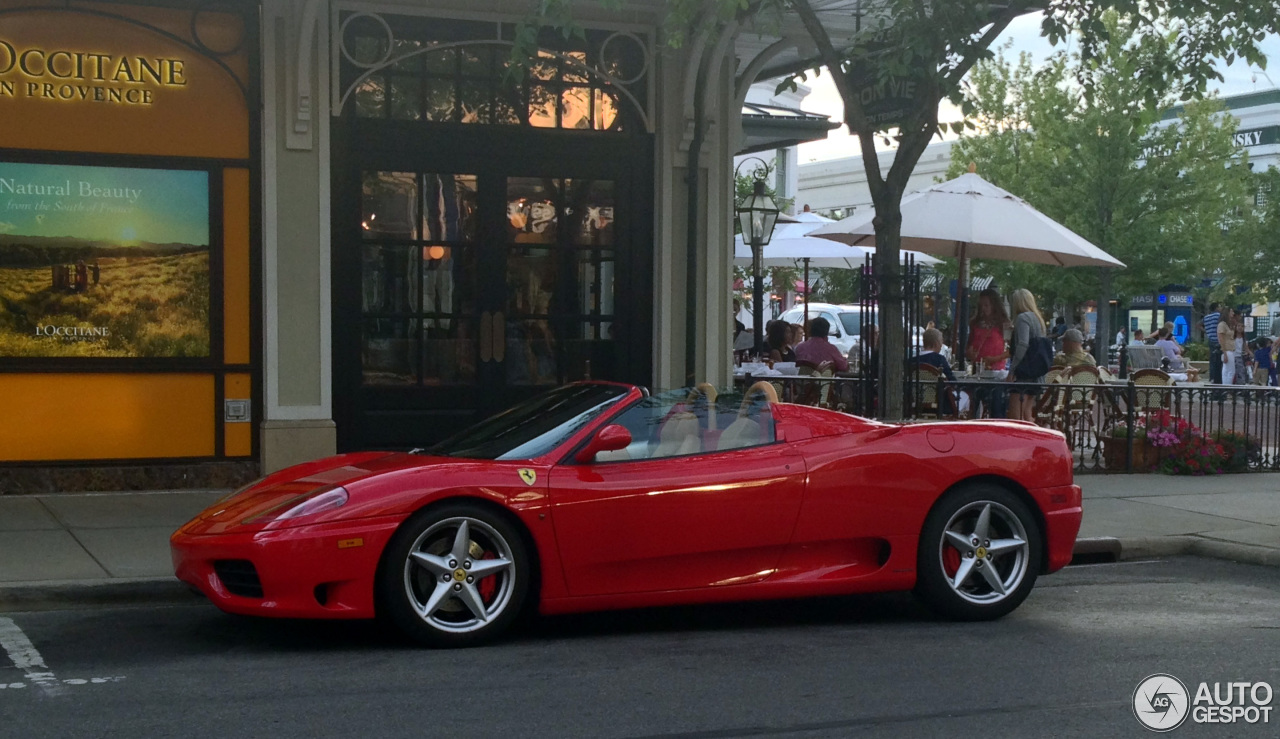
[332,125,652,450]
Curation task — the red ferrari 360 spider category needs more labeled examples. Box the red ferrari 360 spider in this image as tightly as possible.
[172,381,1082,647]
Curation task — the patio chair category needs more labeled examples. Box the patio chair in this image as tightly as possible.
[796,360,835,407]
[1033,373,1069,429]
[1061,365,1102,443]
[1130,368,1174,414]
[912,363,961,419]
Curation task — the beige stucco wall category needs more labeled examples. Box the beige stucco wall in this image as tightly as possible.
[260,0,332,471]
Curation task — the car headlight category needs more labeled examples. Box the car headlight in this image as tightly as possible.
[274,487,349,522]
[242,485,349,525]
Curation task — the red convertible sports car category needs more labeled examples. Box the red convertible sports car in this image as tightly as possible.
[172,381,1082,647]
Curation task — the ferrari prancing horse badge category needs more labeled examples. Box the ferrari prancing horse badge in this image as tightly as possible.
[518,468,537,486]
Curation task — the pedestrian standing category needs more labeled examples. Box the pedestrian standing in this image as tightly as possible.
[1201,302,1221,383]
[1218,308,1235,385]
[1252,338,1272,386]
[1271,338,1279,387]
[1049,316,1067,352]
[1006,288,1048,423]
[1233,316,1247,385]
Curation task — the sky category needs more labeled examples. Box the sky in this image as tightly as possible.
[796,12,1280,163]
[0,162,209,246]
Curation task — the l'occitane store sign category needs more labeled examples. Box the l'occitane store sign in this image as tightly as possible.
[0,40,187,106]
[0,8,247,159]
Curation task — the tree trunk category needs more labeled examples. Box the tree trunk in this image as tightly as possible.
[873,193,905,420]
[1096,268,1112,369]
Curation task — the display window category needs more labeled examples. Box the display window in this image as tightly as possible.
[0,0,258,463]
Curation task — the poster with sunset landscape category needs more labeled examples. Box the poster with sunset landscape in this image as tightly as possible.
[0,161,210,358]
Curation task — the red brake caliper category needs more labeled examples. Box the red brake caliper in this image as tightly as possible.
[942,541,961,577]
[478,551,498,602]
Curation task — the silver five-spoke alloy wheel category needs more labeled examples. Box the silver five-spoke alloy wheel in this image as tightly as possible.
[939,501,1029,604]
[915,483,1042,621]
[403,517,517,633]
[380,502,531,646]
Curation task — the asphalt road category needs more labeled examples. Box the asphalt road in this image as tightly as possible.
[1,557,1278,738]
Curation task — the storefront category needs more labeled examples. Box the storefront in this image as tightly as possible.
[1128,292,1193,341]
[0,0,259,488]
[258,0,757,469]
[2,0,838,486]
[327,13,654,449]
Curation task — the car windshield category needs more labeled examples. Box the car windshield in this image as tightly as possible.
[838,312,862,336]
[427,384,630,460]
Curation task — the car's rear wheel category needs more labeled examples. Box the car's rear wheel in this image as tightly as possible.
[378,502,530,647]
[914,484,1042,620]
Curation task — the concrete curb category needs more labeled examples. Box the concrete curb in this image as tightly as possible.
[0,577,202,612]
[1073,536,1280,568]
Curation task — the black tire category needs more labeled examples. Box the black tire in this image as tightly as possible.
[377,501,532,647]
[914,483,1043,621]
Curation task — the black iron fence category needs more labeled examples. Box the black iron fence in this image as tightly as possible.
[855,255,924,417]
[735,372,1280,474]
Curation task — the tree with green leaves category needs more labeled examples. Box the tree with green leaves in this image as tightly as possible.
[1215,167,1280,307]
[530,0,1278,417]
[947,19,1252,349]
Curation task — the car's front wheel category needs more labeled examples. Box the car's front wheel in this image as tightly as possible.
[914,484,1042,620]
[378,502,531,647]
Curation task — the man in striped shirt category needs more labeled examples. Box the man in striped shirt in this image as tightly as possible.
[1201,302,1221,383]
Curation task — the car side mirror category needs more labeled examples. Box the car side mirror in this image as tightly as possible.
[575,424,632,463]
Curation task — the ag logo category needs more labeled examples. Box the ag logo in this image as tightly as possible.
[517,468,537,486]
[1134,674,1190,732]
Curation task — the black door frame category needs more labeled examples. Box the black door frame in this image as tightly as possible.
[331,119,653,451]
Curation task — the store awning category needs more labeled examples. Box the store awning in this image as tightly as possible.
[738,101,840,154]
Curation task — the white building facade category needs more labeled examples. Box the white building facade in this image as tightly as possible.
[795,88,1280,338]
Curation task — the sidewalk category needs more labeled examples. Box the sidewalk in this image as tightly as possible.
[1,475,1278,608]
[0,489,227,609]
[1075,473,1280,566]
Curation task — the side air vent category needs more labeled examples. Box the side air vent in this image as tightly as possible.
[213,559,264,598]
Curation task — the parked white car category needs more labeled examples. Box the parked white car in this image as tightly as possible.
[777,302,929,359]
[777,303,865,357]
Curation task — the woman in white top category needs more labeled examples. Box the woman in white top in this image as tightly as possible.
[1006,288,1047,423]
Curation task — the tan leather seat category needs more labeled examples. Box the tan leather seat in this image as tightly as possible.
[653,411,701,457]
[717,416,761,450]
[593,448,632,463]
[719,381,776,451]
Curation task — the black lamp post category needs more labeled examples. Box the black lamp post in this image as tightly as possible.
[737,178,781,358]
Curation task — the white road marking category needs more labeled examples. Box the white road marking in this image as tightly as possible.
[0,617,65,696]
[1,676,126,692]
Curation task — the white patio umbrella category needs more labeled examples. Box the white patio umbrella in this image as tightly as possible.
[807,171,1124,366]
[770,210,837,241]
[733,234,939,327]
[732,234,940,268]
[807,172,1125,268]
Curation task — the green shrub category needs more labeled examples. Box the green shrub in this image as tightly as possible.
[1182,342,1210,361]
[1212,430,1261,472]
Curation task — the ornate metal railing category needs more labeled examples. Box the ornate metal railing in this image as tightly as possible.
[734,373,1280,473]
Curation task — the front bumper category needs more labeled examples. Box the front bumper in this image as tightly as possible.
[170,516,402,619]
[1030,484,1083,573]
